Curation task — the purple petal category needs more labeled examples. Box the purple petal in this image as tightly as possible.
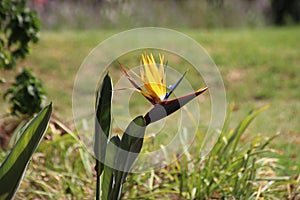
[164,71,187,100]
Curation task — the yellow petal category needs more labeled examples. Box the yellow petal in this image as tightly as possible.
[143,57,161,93]
[158,54,166,87]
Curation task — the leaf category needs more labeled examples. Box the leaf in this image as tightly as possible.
[0,103,52,200]
[101,136,121,200]
[224,105,269,154]
[94,73,112,176]
[118,116,146,178]
[110,116,146,200]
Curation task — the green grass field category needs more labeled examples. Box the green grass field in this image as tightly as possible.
[28,27,300,169]
[1,26,299,198]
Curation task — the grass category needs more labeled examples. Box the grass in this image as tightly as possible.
[5,106,298,199]
[0,26,300,198]
[123,106,296,199]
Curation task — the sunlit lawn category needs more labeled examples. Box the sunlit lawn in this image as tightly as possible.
[1,26,299,198]
[26,27,299,169]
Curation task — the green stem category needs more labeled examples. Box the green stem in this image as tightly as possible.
[111,175,123,200]
[95,161,101,200]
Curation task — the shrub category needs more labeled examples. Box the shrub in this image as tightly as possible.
[4,68,46,116]
[0,0,39,69]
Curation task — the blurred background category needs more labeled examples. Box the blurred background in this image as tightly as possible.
[18,0,299,134]
[28,0,300,29]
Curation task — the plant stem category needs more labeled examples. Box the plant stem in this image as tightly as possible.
[95,161,101,200]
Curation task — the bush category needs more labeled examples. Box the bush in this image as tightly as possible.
[4,68,46,116]
[0,0,39,69]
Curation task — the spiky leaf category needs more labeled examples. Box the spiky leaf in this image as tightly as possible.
[0,103,52,200]
[110,116,146,200]
[94,73,112,176]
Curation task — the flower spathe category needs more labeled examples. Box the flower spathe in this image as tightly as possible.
[119,53,208,125]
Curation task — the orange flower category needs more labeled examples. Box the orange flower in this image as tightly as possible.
[119,53,208,124]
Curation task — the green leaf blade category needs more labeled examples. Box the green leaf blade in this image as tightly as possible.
[110,116,146,200]
[0,103,52,200]
[94,73,112,176]
[101,136,121,200]
[225,105,269,154]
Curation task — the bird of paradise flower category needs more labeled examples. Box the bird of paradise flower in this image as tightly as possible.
[118,53,208,125]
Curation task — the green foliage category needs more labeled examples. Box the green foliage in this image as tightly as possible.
[0,103,51,200]
[94,73,112,200]
[100,117,146,200]
[109,116,146,200]
[0,0,40,69]
[101,136,121,200]
[194,106,272,199]
[123,106,294,199]
[94,73,112,177]
[4,68,46,116]
[0,0,43,121]
[14,119,94,199]
[1,104,295,199]
[94,74,147,200]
